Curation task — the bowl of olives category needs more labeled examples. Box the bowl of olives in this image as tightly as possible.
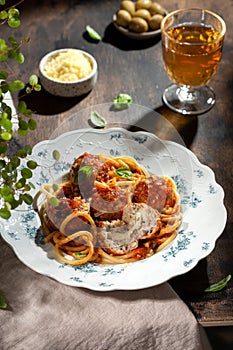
[113,0,168,40]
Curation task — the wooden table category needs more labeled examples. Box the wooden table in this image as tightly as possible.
[2,0,233,327]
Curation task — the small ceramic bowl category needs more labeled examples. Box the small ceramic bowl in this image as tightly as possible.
[39,48,98,97]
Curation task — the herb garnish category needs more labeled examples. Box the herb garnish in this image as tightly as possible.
[50,196,59,207]
[86,25,101,41]
[52,150,60,161]
[115,168,133,178]
[0,291,7,309]
[76,165,93,184]
[90,110,107,128]
[113,93,133,110]
[75,252,87,259]
[204,274,231,292]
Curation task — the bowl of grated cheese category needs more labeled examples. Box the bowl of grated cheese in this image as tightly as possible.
[39,48,98,97]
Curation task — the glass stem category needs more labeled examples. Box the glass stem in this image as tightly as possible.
[177,86,199,103]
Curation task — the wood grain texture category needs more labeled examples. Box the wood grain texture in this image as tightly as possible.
[1,0,233,326]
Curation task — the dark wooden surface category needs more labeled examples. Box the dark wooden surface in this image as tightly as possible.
[2,0,233,326]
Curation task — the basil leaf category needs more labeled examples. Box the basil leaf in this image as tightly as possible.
[86,25,101,41]
[90,110,107,128]
[113,93,132,110]
[75,252,87,259]
[115,168,133,178]
[78,165,93,183]
[204,274,231,292]
[0,291,7,309]
[52,150,60,161]
[50,196,59,207]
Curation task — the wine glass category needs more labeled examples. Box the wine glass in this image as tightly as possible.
[161,8,226,115]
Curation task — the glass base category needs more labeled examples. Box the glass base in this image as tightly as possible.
[162,84,215,115]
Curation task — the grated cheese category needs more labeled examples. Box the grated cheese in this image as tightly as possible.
[43,50,93,82]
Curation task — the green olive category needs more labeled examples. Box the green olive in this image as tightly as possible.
[149,14,164,30]
[135,0,152,10]
[129,17,149,33]
[116,9,132,27]
[120,0,135,16]
[134,9,151,22]
[149,3,166,16]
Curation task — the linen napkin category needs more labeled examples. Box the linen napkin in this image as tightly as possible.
[0,233,209,350]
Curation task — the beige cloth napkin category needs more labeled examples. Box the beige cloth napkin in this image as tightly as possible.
[0,236,207,350]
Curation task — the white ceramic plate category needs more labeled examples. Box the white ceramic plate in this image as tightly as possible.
[1,128,227,291]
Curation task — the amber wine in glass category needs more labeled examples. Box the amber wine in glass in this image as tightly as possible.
[161,9,226,115]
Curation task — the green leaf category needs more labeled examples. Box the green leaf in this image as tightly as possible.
[0,54,7,62]
[0,208,11,219]
[8,36,18,46]
[34,84,41,92]
[24,108,32,117]
[0,159,6,169]
[29,74,38,86]
[8,8,20,17]
[204,274,231,292]
[24,36,30,43]
[18,100,27,113]
[75,252,87,259]
[0,118,12,130]
[15,51,24,64]
[19,119,28,130]
[28,118,37,130]
[0,38,7,51]
[52,184,59,192]
[23,184,31,191]
[0,131,12,141]
[8,17,20,28]
[0,10,7,20]
[10,156,20,169]
[21,168,33,179]
[8,80,25,92]
[113,93,133,110]
[52,150,60,161]
[90,110,107,128]
[0,0,6,6]
[86,25,101,41]
[0,83,8,93]
[24,144,32,155]
[15,178,26,189]
[26,160,37,169]
[78,165,93,183]
[115,168,133,178]
[0,70,8,79]
[28,182,36,189]
[18,128,28,137]
[1,112,8,120]
[0,291,7,309]
[0,142,8,155]
[1,186,11,197]
[50,196,59,207]
[22,193,33,205]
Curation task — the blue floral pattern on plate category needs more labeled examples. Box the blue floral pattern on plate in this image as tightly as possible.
[0,128,227,291]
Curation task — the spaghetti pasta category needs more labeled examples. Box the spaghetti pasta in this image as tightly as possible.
[35,152,181,265]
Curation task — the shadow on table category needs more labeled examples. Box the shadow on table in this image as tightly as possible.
[125,104,198,149]
[102,22,161,50]
[155,105,199,149]
[18,84,89,116]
